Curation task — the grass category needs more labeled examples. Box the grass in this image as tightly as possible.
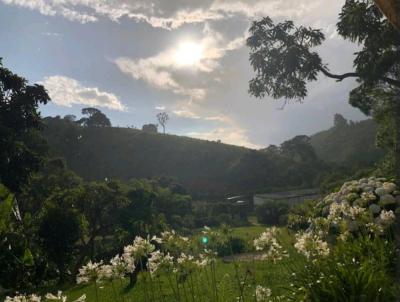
[61,226,298,302]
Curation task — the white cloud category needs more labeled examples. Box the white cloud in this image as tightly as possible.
[114,23,245,101]
[155,106,166,110]
[188,126,261,149]
[1,0,342,28]
[41,75,126,111]
[115,56,207,101]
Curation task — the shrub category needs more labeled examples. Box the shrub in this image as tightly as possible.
[255,200,290,225]
[289,235,397,301]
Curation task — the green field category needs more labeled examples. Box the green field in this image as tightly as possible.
[61,226,298,302]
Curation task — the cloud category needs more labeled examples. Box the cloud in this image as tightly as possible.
[115,56,207,101]
[1,0,341,28]
[41,75,126,111]
[188,126,261,149]
[114,23,245,102]
[173,109,201,119]
[155,106,166,110]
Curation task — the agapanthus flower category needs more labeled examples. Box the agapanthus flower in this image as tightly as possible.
[379,210,396,226]
[5,294,41,302]
[294,232,329,259]
[255,285,271,302]
[253,227,286,262]
[76,261,103,284]
[173,252,195,274]
[122,236,155,270]
[45,291,67,302]
[109,254,128,279]
[148,250,174,276]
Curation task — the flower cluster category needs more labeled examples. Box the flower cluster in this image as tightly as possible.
[122,236,155,273]
[316,177,398,237]
[4,294,41,302]
[148,250,174,277]
[253,227,287,262]
[76,261,103,284]
[294,232,330,260]
[255,285,272,302]
[5,292,85,302]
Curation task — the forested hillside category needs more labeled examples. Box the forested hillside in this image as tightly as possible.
[42,116,325,197]
[310,114,384,167]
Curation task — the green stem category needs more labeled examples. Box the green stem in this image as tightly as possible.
[140,258,149,302]
[94,281,99,302]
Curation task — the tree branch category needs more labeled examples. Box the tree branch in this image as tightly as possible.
[319,67,359,81]
[319,67,400,88]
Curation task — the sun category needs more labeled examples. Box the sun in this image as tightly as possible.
[173,41,203,67]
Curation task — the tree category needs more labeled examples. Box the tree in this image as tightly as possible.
[142,123,158,133]
[38,206,82,283]
[73,181,127,271]
[280,135,317,163]
[78,107,111,127]
[63,114,76,122]
[334,114,348,128]
[247,0,400,178]
[157,112,169,134]
[0,58,50,192]
[247,0,400,280]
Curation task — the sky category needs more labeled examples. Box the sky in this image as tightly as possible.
[0,0,367,149]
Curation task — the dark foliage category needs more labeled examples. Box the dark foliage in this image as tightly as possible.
[0,59,50,192]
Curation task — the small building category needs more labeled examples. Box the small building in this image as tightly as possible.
[253,189,320,206]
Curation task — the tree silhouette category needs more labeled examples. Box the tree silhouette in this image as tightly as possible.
[0,58,50,192]
[77,107,111,127]
[157,112,169,134]
[247,0,400,178]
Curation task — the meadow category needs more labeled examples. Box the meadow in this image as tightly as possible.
[63,227,296,302]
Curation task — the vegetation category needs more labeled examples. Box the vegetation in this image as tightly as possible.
[1,1,400,301]
[247,0,400,180]
[41,113,383,198]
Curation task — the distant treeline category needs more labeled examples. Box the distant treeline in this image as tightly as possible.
[42,114,382,198]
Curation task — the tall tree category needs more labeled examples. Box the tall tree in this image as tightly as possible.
[157,112,169,134]
[78,107,111,127]
[247,0,400,178]
[247,0,400,280]
[0,58,50,192]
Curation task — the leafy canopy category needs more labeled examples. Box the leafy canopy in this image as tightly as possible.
[247,0,400,111]
[0,58,50,191]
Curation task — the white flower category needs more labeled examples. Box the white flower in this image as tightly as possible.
[379,210,396,226]
[122,236,155,271]
[5,294,41,302]
[253,227,286,262]
[255,285,271,302]
[173,252,196,274]
[148,250,174,276]
[72,295,86,302]
[108,254,128,279]
[45,291,67,302]
[76,261,103,284]
[294,232,329,259]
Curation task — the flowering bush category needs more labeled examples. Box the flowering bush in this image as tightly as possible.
[253,227,287,262]
[300,177,399,241]
[4,292,86,302]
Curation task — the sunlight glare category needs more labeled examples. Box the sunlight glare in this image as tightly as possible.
[173,41,203,67]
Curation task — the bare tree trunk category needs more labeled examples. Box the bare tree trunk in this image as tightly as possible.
[374,0,400,32]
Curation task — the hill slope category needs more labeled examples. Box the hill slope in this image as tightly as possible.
[310,118,384,167]
[42,117,322,198]
[42,116,384,198]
